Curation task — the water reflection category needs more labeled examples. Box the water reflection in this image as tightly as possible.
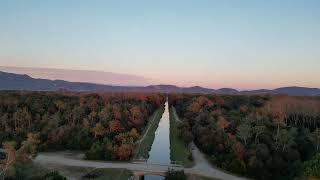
[147,100,171,165]
[145,101,170,180]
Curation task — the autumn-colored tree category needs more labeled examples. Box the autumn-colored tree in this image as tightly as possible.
[0,91,164,162]
[128,128,140,141]
[263,96,288,139]
[240,105,249,113]
[91,122,107,138]
[0,142,17,178]
[88,111,98,123]
[12,107,32,130]
[109,120,122,134]
[116,144,134,160]
[1,134,40,178]
[232,141,246,162]
[54,100,67,111]
[187,96,213,113]
[112,105,122,120]
[130,106,143,126]
[211,109,222,117]
[217,116,229,131]
[18,133,41,158]
[99,107,110,122]
[187,101,202,113]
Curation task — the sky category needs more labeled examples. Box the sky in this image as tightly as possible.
[0,0,319,89]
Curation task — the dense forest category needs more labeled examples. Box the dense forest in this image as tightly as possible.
[169,94,320,180]
[0,91,165,161]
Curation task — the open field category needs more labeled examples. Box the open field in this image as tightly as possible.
[170,107,194,168]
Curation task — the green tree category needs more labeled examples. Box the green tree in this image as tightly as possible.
[237,122,252,146]
[276,129,296,152]
[85,142,104,160]
[165,169,187,180]
[18,133,41,158]
[252,125,266,144]
[309,128,320,151]
[303,153,320,178]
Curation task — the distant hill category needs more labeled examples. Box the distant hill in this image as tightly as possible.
[214,88,239,94]
[273,87,320,96]
[0,66,149,86]
[0,71,319,96]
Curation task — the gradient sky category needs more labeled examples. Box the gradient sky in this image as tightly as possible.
[0,0,319,89]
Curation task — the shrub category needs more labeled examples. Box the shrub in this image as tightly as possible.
[304,153,320,178]
[165,169,187,180]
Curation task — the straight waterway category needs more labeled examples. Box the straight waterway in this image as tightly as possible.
[145,100,171,180]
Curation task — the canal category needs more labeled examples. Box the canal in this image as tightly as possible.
[145,100,171,180]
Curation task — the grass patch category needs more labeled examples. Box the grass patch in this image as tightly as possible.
[94,168,133,180]
[3,163,66,180]
[40,165,133,180]
[134,106,165,159]
[169,107,194,168]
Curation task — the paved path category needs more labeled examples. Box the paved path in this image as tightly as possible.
[189,143,247,180]
[34,151,247,180]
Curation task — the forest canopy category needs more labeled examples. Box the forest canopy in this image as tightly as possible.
[0,91,165,161]
[169,94,320,180]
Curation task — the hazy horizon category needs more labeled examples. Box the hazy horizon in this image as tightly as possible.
[1,0,320,89]
[0,66,319,91]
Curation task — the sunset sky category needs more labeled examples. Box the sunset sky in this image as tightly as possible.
[0,0,319,89]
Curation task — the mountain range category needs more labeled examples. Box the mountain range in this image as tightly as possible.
[0,71,319,96]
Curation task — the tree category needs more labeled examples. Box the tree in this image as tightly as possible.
[116,144,134,160]
[54,100,67,111]
[310,128,320,151]
[85,142,104,160]
[129,106,143,126]
[1,134,40,179]
[128,128,140,141]
[252,125,266,144]
[181,130,194,145]
[109,120,122,134]
[42,171,67,180]
[18,133,41,158]
[276,129,295,152]
[217,116,229,131]
[165,169,187,180]
[0,142,17,178]
[232,141,246,162]
[112,105,122,120]
[91,122,107,138]
[303,153,320,178]
[237,122,252,146]
[99,107,110,122]
[0,91,162,162]
[12,108,32,130]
